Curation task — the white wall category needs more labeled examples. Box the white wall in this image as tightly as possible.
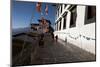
[54,5,96,55]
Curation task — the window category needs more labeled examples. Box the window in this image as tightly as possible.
[58,8,59,17]
[64,4,67,8]
[87,6,96,19]
[56,11,57,18]
[57,22,59,30]
[56,23,58,31]
[59,19,62,30]
[85,6,96,24]
[70,6,77,28]
[56,22,58,31]
[55,24,56,31]
[63,13,67,29]
[61,5,62,13]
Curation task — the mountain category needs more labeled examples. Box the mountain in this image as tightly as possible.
[12,27,31,35]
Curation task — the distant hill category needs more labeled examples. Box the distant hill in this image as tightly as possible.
[12,27,31,35]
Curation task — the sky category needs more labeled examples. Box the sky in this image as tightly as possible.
[12,0,56,29]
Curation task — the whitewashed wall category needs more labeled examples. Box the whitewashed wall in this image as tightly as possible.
[54,5,96,55]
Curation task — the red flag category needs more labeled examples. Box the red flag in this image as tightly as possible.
[36,2,41,12]
[45,5,48,15]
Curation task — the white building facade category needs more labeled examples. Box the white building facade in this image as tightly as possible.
[54,4,96,55]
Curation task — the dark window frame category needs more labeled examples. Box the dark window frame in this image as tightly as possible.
[64,4,67,8]
[84,6,96,25]
[61,5,62,13]
[63,12,67,29]
[59,18,62,30]
[58,8,59,17]
[56,22,58,31]
[57,21,59,31]
[69,5,77,28]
